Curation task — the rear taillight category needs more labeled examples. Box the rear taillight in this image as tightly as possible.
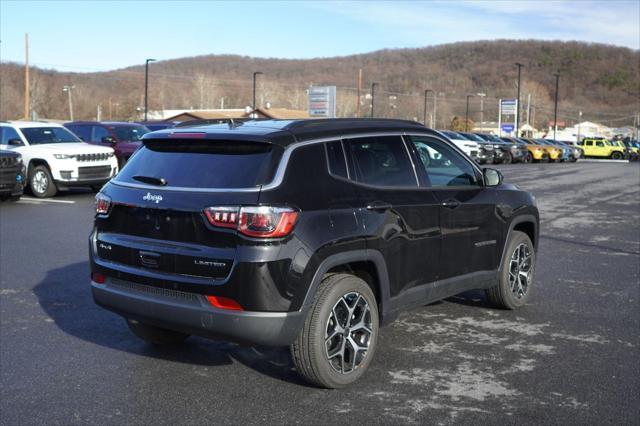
[204,206,298,238]
[203,206,239,229]
[95,193,111,214]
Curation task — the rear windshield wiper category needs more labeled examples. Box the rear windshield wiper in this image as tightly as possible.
[132,175,167,186]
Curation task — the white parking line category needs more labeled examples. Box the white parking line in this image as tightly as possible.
[20,197,76,204]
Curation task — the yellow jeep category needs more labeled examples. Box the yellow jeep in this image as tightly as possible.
[578,138,626,159]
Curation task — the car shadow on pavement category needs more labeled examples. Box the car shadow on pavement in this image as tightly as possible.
[33,261,307,386]
[444,289,494,309]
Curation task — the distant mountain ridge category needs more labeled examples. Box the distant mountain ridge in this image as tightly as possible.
[1,40,638,128]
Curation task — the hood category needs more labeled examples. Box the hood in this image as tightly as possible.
[26,143,114,155]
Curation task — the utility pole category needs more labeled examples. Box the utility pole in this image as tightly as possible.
[515,62,524,136]
[24,33,30,120]
[433,93,437,128]
[356,69,362,118]
[465,94,474,132]
[63,85,75,121]
[526,93,531,129]
[423,89,432,126]
[144,58,156,121]
[477,92,486,124]
[252,71,263,117]
[370,82,378,118]
[553,72,560,140]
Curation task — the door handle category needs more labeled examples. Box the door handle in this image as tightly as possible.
[441,199,461,209]
[366,202,392,211]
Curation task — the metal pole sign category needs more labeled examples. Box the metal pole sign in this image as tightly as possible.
[308,86,337,118]
[500,99,518,136]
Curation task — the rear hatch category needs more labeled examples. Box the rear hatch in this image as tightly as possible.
[94,136,283,283]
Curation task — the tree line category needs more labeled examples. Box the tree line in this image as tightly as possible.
[1,40,638,129]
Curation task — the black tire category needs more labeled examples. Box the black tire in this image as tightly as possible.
[291,273,379,389]
[29,165,57,198]
[611,151,623,160]
[524,152,533,164]
[127,319,190,345]
[501,151,513,164]
[485,231,535,310]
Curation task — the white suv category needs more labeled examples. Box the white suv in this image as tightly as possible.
[0,121,118,197]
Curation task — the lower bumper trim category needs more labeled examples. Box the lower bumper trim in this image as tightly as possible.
[92,279,306,346]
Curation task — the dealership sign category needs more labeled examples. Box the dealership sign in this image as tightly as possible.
[308,86,336,118]
[499,99,518,136]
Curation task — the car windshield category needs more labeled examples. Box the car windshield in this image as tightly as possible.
[440,131,462,140]
[20,127,81,144]
[459,132,485,142]
[109,125,150,142]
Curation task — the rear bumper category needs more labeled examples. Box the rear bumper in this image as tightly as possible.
[92,278,307,346]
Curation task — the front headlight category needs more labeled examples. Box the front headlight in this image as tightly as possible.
[16,156,23,164]
[493,144,501,149]
[53,154,74,160]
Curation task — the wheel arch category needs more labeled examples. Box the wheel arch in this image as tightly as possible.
[301,250,391,323]
[498,214,538,272]
[28,158,51,175]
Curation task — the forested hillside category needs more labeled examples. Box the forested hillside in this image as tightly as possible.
[1,40,638,128]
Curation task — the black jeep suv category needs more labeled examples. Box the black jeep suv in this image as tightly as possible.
[90,119,539,388]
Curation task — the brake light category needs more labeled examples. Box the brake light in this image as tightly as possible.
[206,295,243,311]
[95,193,111,214]
[203,206,298,238]
[168,132,206,138]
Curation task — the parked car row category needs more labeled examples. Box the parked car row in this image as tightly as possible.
[1,119,636,200]
[437,130,581,164]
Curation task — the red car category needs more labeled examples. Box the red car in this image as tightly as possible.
[64,121,150,168]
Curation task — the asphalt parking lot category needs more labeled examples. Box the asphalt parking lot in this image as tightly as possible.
[1,162,638,425]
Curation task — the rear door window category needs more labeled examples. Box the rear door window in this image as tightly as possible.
[116,139,283,189]
[343,136,417,187]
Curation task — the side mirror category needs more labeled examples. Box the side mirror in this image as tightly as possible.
[483,168,503,187]
[8,138,24,146]
[101,136,116,144]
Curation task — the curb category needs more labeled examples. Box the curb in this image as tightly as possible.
[577,159,631,163]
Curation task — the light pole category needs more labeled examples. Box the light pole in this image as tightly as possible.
[144,58,156,122]
[476,92,486,125]
[515,62,524,136]
[253,71,263,116]
[370,82,379,118]
[577,110,582,143]
[465,94,474,132]
[423,89,432,126]
[553,72,560,140]
[63,85,75,121]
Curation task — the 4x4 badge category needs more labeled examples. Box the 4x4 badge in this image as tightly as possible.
[142,192,163,204]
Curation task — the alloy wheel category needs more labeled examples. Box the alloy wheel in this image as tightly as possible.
[325,292,373,374]
[32,171,48,195]
[508,243,532,299]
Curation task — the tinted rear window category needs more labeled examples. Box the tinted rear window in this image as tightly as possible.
[116,139,282,189]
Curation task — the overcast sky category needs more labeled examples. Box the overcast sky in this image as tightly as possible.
[1,0,638,72]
